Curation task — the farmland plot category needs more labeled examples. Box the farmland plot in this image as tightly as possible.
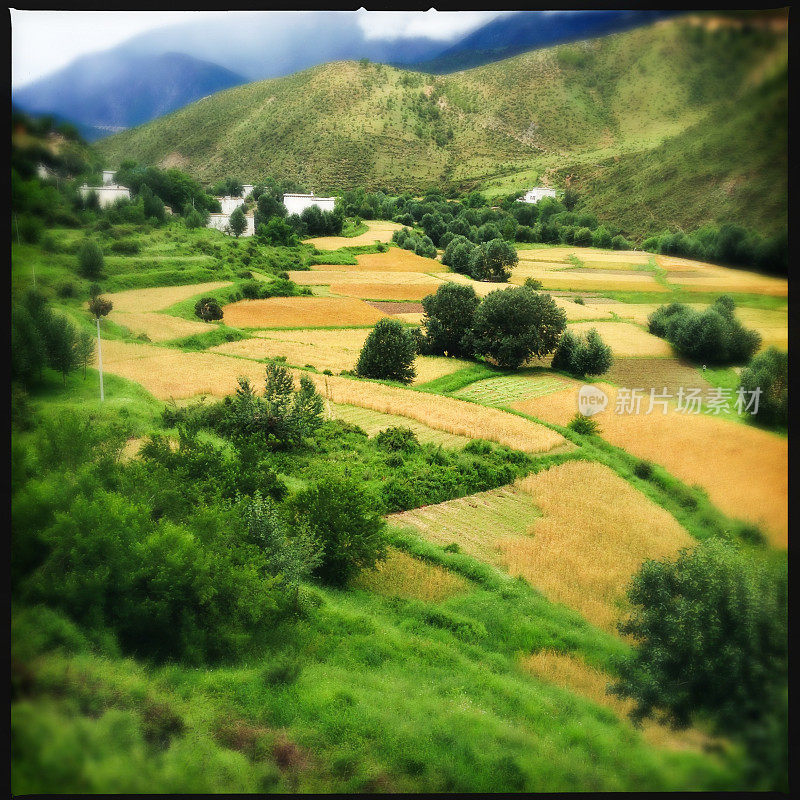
[353,249,447,272]
[107,311,209,342]
[305,220,404,249]
[103,281,232,313]
[566,321,673,357]
[454,374,571,407]
[221,296,388,328]
[513,384,788,545]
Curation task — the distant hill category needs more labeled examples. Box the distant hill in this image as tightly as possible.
[96,15,787,239]
[13,52,246,141]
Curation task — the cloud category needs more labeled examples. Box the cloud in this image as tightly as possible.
[355,9,507,42]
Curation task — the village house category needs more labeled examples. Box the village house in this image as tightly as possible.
[79,169,131,208]
[517,187,557,204]
[282,192,336,216]
[207,211,256,237]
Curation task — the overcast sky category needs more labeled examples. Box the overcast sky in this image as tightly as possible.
[10,9,504,88]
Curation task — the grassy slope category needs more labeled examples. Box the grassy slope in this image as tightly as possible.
[97,15,787,238]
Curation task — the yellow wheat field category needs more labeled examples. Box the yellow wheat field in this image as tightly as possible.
[353,547,469,602]
[506,461,694,631]
[108,311,210,342]
[353,249,446,272]
[327,402,473,447]
[392,312,425,324]
[329,282,446,301]
[103,281,232,313]
[522,651,711,752]
[221,296,388,328]
[305,220,404,250]
[510,270,670,293]
[554,298,615,322]
[513,384,788,545]
[289,269,440,286]
[567,321,673,357]
[99,339,565,452]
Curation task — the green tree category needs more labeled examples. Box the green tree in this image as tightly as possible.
[77,240,104,279]
[287,478,387,586]
[612,540,787,790]
[76,329,95,379]
[551,328,612,376]
[442,235,476,275]
[420,282,479,358]
[738,347,787,427]
[46,314,79,385]
[468,238,518,281]
[229,207,247,238]
[471,287,567,369]
[257,217,298,246]
[356,318,417,384]
[194,297,223,322]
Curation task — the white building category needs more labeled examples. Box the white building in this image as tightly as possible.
[282,192,336,216]
[517,187,557,205]
[241,184,254,198]
[207,211,256,237]
[218,195,246,215]
[102,169,117,185]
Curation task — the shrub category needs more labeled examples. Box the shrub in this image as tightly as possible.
[567,413,600,435]
[467,238,518,281]
[375,426,419,452]
[551,328,612,376]
[286,478,387,586]
[632,460,653,480]
[109,239,141,255]
[356,318,417,384]
[523,277,543,290]
[77,240,104,279]
[194,297,223,322]
[471,287,566,369]
[738,347,787,427]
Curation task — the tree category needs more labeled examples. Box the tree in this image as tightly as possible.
[76,329,95,379]
[420,283,479,357]
[229,206,247,238]
[441,235,475,275]
[612,540,787,790]
[77,240,104,279]
[468,238,518,281]
[551,328,612,376]
[471,287,567,369]
[356,318,417,384]
[286,477,387,586]
[47,314,79,385]
[140,183,166,223]
[88,286,113,401]
[255,192,287,226]
[738,347,787,427]
[194,297,223,322]
[257,217,298,246]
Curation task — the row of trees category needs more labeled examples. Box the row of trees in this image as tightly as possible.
[356,284,612,380]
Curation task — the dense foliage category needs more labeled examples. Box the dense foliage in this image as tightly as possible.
[419,283,480,358]
[551,328,613,377]
[647,296,761,365]
[356,318,418,384]
[738,347,788,428]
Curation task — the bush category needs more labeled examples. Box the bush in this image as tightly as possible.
[16,215,43,244]
[471,287,566,370]
[77,240,104,279]
[375,426,419,452]
[109,239,141,255]
[551,328,612,376]
[194,297,223,322]
[612,540,787,789]
[632,460,653,480]
[356,318,417,384]
[467,238,518,281]
[286,478,387,586]
[567,413,600,435]
[738,347,787,427]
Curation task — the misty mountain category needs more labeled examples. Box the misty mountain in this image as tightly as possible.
[13,51,246,140]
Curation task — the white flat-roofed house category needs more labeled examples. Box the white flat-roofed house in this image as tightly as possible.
[282,192,336,216]
[241,184,255,198]
[79,182,131,208]
[218,195,246,215]
[517,187,557,205]
[207,211,256,237]
[102,169,117,185]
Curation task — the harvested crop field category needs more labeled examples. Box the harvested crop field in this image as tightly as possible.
[221,296,388,328]
[522,651,710,751]
[352,547,470,603]
[603,356,713,397]
[665,269,788,296]
[289,270,439,286]
[512,384,788,546]
[305,220,404,249]
[510,270,670,293]
[391,312,425,324]
[353,249,446,272]
[454,374,572,407]
[553,297,615,321]
[327,402,473,448]
[365,301,423,313]
[104,281,232,313]
[212,329,470,385]
[329,282,446,301]
[108,311,209,342]
[566,321,673,357]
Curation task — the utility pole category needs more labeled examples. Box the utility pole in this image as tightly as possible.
[96,316,105,402]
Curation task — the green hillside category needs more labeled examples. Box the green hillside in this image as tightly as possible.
[97,14,787,239]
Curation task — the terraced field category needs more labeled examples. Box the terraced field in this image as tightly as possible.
[220,296,389,328]
[305,220,404,249]
[454,374,571,407]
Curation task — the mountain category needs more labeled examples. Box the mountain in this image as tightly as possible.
[13,52,246,141]
[13,11,677,135]
[96,14,787,239]
[407,10,680,73]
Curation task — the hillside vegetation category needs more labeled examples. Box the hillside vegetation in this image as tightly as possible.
[97,15,787,239]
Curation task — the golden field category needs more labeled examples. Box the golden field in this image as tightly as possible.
[108,311,210,342]
[513,384,788,546]
[327,403,474,448]
[566,321,673,357]
[522,651,710,751]
[329,282,447,301]
[353,249,446,272]
[352,547,469,603]
[305,220,404,249]
[288,269,440,286]
[220,296,388,328]
[103,281,232,313]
